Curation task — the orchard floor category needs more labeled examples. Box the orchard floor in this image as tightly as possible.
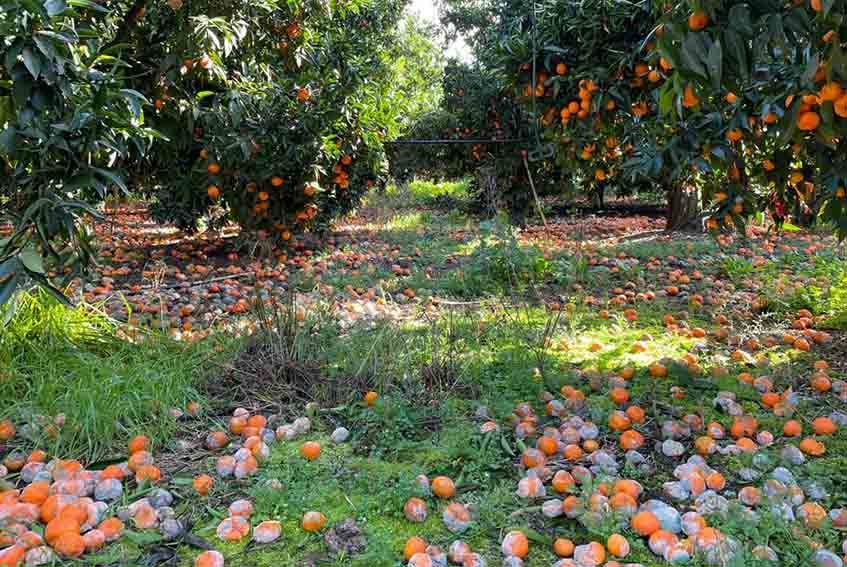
[2,183,847,567]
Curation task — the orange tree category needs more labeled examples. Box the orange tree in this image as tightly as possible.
[123,0,408,237]
[653,0,847,237]
[486,0,713,226]
[388,60,558,222]
[0,0,153,304]
[1,0,415,304]
[453,0,847,235]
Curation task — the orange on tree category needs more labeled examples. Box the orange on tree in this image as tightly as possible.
[688,10,708,30]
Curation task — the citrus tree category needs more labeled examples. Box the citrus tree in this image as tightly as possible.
[0,0,153,305]
[1,0,421,305]
[389,60,557,221]
[115,0,408,238]
[486,0,717,227]
[447,0,847,235]
[653,0,847,237]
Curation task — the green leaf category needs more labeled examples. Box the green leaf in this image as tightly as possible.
[0,275,21,308]
[0,127,15,155]
[779,100,801,145]
[12,76,33,109]
[121,90,146,119]
[803,54,820,84]
[0,258,21,307]
[4,41,24,74]
[658,78,675,116]
[120,88,150,104]
[65,174,95,189]
[19,248,45,274]
[36,30,76,45]
[21,48,41,80]
[680,34,708,79]
[92,168,128,193]
[728,4,753,36]
[67,0,109,12]
[33,35,57,62]
[706,40,722,90]
[723,28,748,82]
[44,0,67,16]
[122,531,163,545]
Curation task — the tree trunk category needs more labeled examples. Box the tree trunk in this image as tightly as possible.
[665,184,703,231]
[592,182,605,208]
[792,195,816,227]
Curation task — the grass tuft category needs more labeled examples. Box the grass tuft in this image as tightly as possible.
[0,291,214,461]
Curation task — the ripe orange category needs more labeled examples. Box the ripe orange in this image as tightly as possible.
[609,387,629,405]
[207,163,221,175]
[649,363,667,378]
[53,532,85,558]
[301,511,326,532]
[619,429,644,450]
[688,11,708,30]
[45,516,80,546]
[128,435,149,455]
[553,538,574,557]
[404,537,427,560]
[783,420,803,437]
[207,185,220,199]
[812,417,837,435]
[193,474,214,496]
[682,85,699,108]
[631,510,660,536]
[136,464,161,483]
[502,531,529,558]
[537,435,559,456]
[835,95,847,118]
[431,476,455,498]
[194,550,225,567]
[800,437,826,456]
[300,441,321,460]
[607,533,630,558]
[797,111,821,131]
[820,82,842,101]
[0,420,14,441]
[98,518,125,542]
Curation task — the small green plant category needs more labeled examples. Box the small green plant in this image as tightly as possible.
[830,265,847,328]
[553,254,590,287]
[449,215,550,297]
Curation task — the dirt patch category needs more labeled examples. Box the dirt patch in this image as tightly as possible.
[324,519,367,556]
[203,334,374,418]
[820,330,847,374]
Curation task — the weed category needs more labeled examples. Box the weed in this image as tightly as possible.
[444,215,550,298]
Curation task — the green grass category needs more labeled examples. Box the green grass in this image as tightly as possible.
[365,178,470,210]
[0,291,216,461]
[5,195,847,567]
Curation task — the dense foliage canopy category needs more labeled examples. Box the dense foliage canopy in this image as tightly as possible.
[0,0,431,302]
